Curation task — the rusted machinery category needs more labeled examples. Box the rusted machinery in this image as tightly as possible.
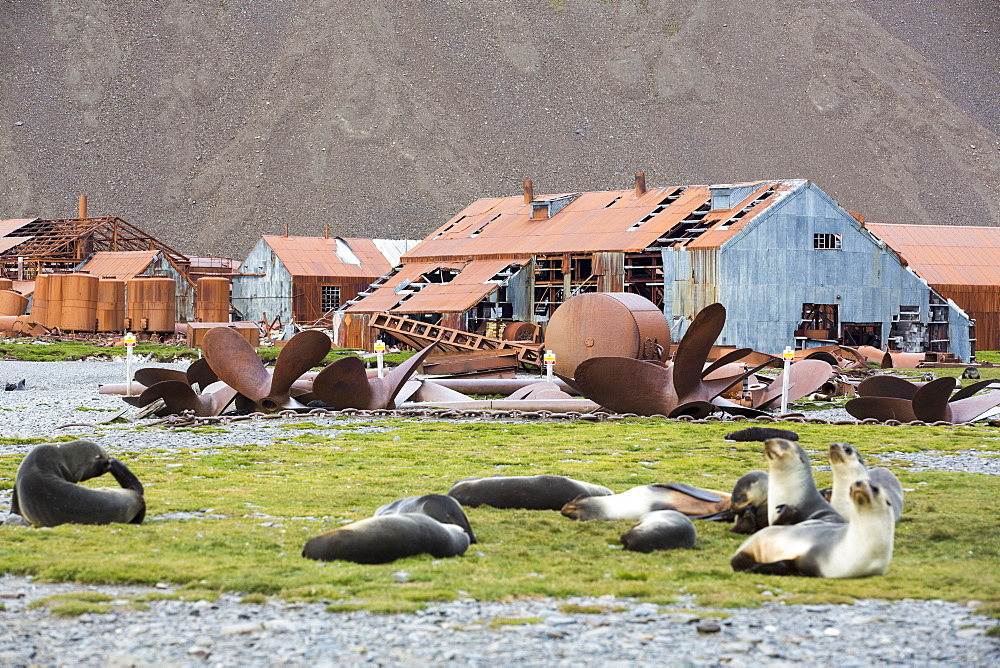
[544,292,670,378]
[845,375,1000,423]
[568,303,833,418]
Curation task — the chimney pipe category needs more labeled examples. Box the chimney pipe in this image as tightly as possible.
[325,224,329,239]
[634,173,646,197]
[523,180,534,204]
[78,195,88,219]
[284,222,289,237]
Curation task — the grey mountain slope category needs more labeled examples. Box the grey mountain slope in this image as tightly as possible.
[1,0,997,260]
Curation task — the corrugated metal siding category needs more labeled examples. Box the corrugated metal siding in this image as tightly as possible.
[933,284,999,351]
[231,239,294,322]
[594,252,625,292]
[292,276,373,323]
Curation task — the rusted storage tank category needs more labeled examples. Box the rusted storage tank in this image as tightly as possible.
[0,278,13,292]
[43,273,66,330]
[97,277,126,332]
[195,276,231,322]
[60,273,99,332]
[126,277,176,332]
[544,292,672,378]
[30,274,48,325]
[0,290,28,316]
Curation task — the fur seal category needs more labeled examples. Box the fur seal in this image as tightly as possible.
[447,475,612,511]
[374,494,477,543]
[619,510,697,552]
[10,439,145,527]
[729,470,769,534]
[763,438,843,526]
[828,443,903,521]
[730,479,895,578]
[561,483,730,521]
[302,513,470,564]
[725,426,799,442]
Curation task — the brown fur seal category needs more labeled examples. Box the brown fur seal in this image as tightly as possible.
[763,438,843,526]
[374,494,477,543]
[828,443,903,521]
[725,427,800,442]
[10,439,145,527]
[561,483,730,521]
[730,479,895,578]
[619,510,696,552]
[447,475,612,511]
[302,514,470,564]
[729,470,769,534]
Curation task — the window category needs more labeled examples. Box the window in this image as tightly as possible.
[321,285,341,312]
[813,233,842,250]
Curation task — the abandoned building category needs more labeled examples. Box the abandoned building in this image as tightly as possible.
[863,223,1000,352]
[231,235,418,325]
[342,177,976,361]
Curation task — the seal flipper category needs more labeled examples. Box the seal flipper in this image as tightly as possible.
[655,482,725,503]
[772,504,802,526]
[748,559,804,576]
[9,486,20,516]
[818,486,832,502]
[108,458,144,495]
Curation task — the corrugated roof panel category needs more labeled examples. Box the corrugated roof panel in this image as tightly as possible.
[263,235,411,278]
[0,219,36,238]
[867,223,1000,286]
[79,251,161,279]
[343,263,443,313]
[391,258,527,314]
[0,236,32,253]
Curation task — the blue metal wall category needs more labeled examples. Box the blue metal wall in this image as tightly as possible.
[664,182,973,360]
[230,238,294,322]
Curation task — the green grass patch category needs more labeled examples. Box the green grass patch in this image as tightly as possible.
[1,420,998,613]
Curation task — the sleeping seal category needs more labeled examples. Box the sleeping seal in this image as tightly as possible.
[10,439,145,527]
[725,427,799,442]
[764,438,843,526]
[302,513,470,564]
[561,483,730,521]
[729,470,769,534]
[447,475,612,511]
[730,479,896,578]
[828,443,904,521]
[375,494,477,543]
[619,510,696,552]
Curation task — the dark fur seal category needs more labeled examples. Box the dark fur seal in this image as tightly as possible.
[10,439,145,527]
[620,510,696,552]
[725,427,799,442]
[375,494,477,543]
[729,470,769,534]
[731,480,896,578]
[828,444,903,521]
[302,514,470,564]
[561,483,730,521]
[763,438,843,526]
[447,475,612,511]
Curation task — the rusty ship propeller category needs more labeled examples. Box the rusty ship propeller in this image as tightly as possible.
[202,327,332,413]
[311,340,441,410]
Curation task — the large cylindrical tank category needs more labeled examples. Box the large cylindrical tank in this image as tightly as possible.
[44,273,66,330]
[30,274,48,326]
[195,276,231,322]
[97,277,126,332]
[544,292,673,378]
[0,278,13,292]
[0,290,28,316]
[127,277,176,332]
[60,273,99,332]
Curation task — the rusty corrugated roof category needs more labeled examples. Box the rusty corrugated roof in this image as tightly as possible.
[345,259,528,314]
[0,219,36,238]
[866,223,1000,286]
[403,180,800,261]
[0,237,32,253]
[262,236,414,279]
[78,250,161,280]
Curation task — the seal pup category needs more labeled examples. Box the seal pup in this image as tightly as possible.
[729,470,769,534]
[763,438,842,526]
[730,480,895,578]
[10,439,145,527]
[561,483,730,521]
[725,427,799,442]
[302,514,470,564]
[828,443,903,521]
[375,494,477,543]
[447,475,612,511]
[619,510,696,552]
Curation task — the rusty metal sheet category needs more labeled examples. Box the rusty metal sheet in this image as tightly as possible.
[392,259,527,314]
[0,218,36,237]
[261,236,396,279]
[867,223,1000,286]
[343,263,441,313]
[78,250,161,279]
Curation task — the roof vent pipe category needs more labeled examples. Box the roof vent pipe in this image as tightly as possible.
[523,180,534,204]
[78,195,87,219]
[284,223,289,237]
[325,224,329,239]
[635,173,646,197]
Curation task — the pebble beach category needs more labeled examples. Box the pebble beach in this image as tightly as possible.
[0,360,998,666]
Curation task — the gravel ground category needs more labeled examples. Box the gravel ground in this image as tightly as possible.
[0,361,998,666]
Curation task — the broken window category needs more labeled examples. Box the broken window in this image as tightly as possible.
[813,233,842,250]
[321,285,341,312]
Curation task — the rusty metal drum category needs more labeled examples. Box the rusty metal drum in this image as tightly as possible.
[60,273,99,332]
[543,292,672,378]
[127,277,176,332]
[0,290,28,316]
[97,277,126,332]
[195,276,231,323]
[30,274,48,326]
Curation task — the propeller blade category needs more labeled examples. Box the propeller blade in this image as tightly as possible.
[857,375,920,400]
[371,340,441,409]
[672,303,726,400]
[133,368,187,387]
[186,358,219,392]
[755,360,833,410]
[701,348,753,379]
[911,377,958,422]
[575,357,677,415]
[949,379,993,402]
[311,356,373,409]
[203,327,272,402]
[845,396,917,422]
[269,330,332,398]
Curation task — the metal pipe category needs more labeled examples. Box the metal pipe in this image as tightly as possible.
[428,377,577,395]
[635,172,646,197]
[78,195,87,219]
[523,180,534,204]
